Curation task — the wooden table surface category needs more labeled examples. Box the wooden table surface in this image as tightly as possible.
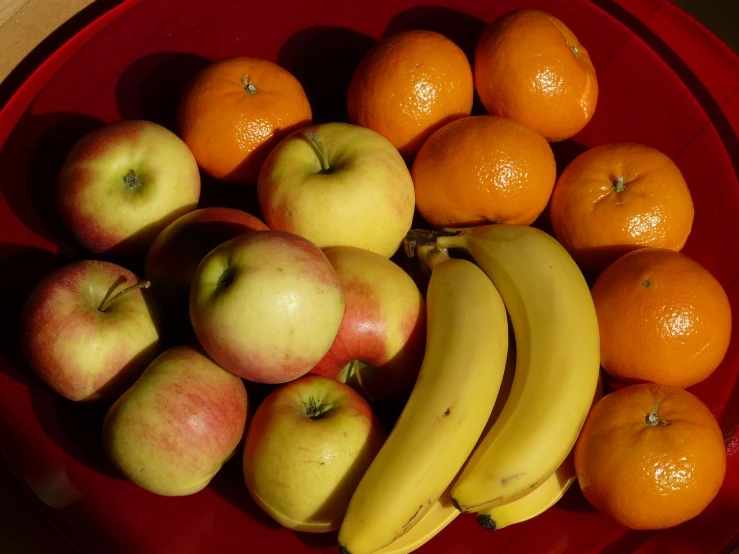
[0,0,738,553]
[0,0,95,84]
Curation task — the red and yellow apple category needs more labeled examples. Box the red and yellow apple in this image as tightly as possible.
[257,122,416,258]
[19,259,160,402]
[189,230,345,384]
[242,375,385,532]
[144,207,268,336]
[103,345,248,497]
[311,246,426,400]
[57,119,201,256]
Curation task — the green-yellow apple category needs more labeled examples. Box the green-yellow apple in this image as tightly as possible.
[57,119,201,256]
[189,230,344,384]
[144,207,268,339]
[256,122,415,258]
[103,345,248,497]
[310,246,426,400]
[19,259,160,402]
[242,375,385,532]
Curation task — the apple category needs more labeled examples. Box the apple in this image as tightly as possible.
[19,259,160,402]
[103,345,248,496]
[310,246,426,400]
[57,119,201,256]
[257,122,416,258]
[189,230,345,384]
[144,207,268,338]
[242,374,385,532]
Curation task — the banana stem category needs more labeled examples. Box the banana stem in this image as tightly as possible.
[417,244,450,273]
[435,233,468,250]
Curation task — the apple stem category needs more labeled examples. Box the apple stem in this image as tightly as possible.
[241,75,257,94]
[124,169,141,188]
[98,281,151,312]
[305,132,331,174]
[303,396,331,420]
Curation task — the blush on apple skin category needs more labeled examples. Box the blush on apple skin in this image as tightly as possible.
[19,260,161,402]
[57,120,201,258]
[310,247,426,401]
[102,345,248,496]
[144,207,268,342]
[189,231,345,385]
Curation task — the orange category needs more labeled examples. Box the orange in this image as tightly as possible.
[574,383,727,530]
[591,248,732,389]
[550,142,694,274]
[474,9,598,142]
[178,57,312,184]
[347,29,473,159]
[411,115,556,228]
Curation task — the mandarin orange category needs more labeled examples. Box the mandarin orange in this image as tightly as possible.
[474,9,598,142]
[574,383,727,530]
[178,57,312,184]
[347,29,473,159]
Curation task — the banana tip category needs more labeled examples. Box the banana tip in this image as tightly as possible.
[338,545,351,554]
[476,513,497,531]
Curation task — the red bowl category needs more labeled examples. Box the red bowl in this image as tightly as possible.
[1,0,739,552]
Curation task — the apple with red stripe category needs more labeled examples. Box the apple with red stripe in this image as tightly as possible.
[144,207,268,339]
[189,230,345,384]
[103,345,248,496]
[57,119,201,256]
[311,246,426,401]
[19,259,161,402]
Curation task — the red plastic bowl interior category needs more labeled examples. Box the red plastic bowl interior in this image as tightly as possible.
[1,0,739,553]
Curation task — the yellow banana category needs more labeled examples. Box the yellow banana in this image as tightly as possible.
[375,332,518,554]
[475,373,604,530]
[436,224,601,513]
[338,246,509,554]
[372,485,460,554]
[477,452,576,530]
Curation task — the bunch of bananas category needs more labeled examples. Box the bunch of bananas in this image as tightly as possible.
[337,224,602,554]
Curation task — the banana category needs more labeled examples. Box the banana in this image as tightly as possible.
[375,331,518,554]
[475,373,604,530]
[372,485,460,554]
[477,451,577,530]
[436,224,601,513]
[337,245,509,554]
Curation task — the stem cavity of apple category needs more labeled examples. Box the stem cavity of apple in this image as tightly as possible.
[124,169,142,188]
[305,132,332,174]
[303,396,331,420]
[241,75,257,95]
[98,281,151,312]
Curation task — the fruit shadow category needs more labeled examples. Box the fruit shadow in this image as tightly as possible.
[277,26,377,125]
[0,244,73,388]
[0,111,105,252]
[207,452,283,532]
[591,0,739,177]
[115,51,212,133]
